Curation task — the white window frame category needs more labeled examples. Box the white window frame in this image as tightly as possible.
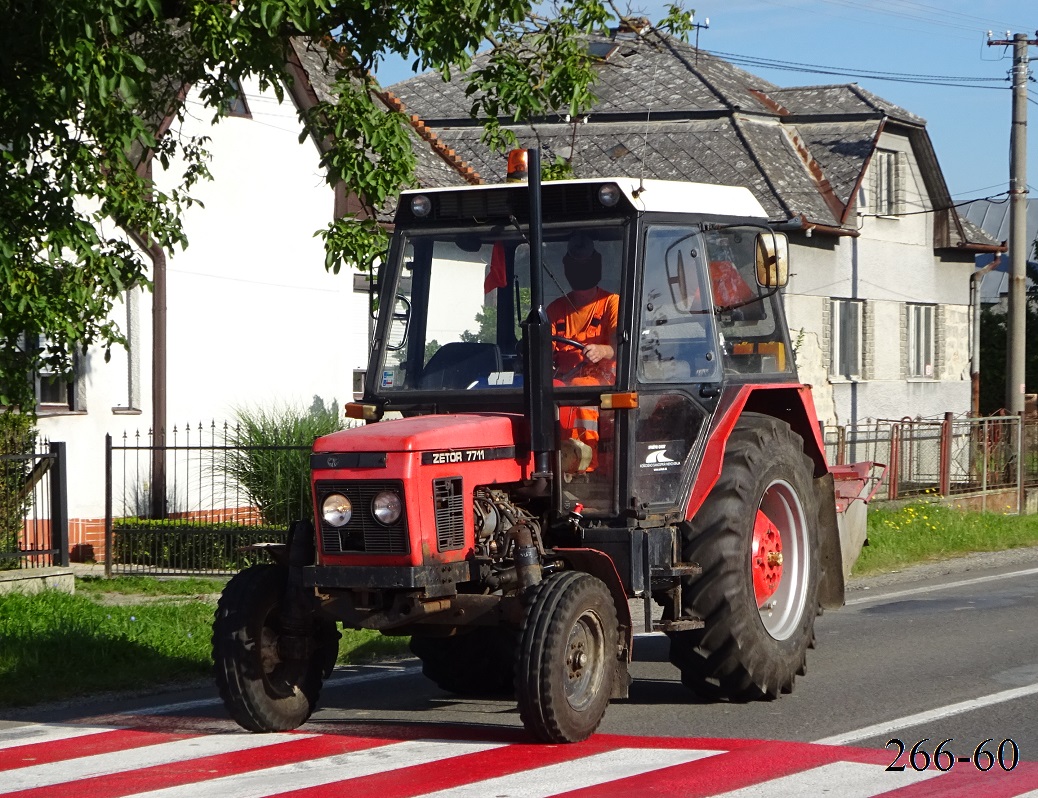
[830,299,863,380]
[871,149,907,216]
[907,303,935,378]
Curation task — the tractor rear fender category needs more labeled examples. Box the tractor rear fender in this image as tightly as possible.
[685,384,845,607]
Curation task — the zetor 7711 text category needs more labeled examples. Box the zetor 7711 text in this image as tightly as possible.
[212,149,879,744]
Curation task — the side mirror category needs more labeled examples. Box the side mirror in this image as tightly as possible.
[755,232,789,288]
[385,295,411,351]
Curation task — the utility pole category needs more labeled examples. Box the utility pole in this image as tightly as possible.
[988,31,1038,414]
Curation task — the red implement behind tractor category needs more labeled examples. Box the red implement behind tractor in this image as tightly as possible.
[213,150,881,743]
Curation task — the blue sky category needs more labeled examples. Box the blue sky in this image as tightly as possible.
[375,0,1036,203]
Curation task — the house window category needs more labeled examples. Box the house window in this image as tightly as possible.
[221,78,252,119]
[33,336,80,410]
[871,150,907,216]
[907,303,935,378]
[830,299,863,379]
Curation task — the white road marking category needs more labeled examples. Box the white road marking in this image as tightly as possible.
[0,732,312,793]
[411,747,722,798]
[0,723,113,750]
[708,760,940,797]
[120,739,503,798]
[845,566,1038,606]
[813,682,1038,745]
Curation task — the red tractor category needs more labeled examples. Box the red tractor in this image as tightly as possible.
[213,150,873,743]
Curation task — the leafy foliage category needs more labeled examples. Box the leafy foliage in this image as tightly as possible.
[0,414,37,568]
[1,0,692,410]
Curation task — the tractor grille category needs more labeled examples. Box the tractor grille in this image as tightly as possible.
[433,477,465,551]
[316,480,409,555]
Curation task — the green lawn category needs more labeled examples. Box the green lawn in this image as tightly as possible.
[854,502,1038,575]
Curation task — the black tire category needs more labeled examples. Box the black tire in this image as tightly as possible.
[669,414,819,701]
[515,571,619,743]
[409,627,516,697]
[212,564,339,732]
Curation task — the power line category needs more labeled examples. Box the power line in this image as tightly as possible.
[708,49,1009,89]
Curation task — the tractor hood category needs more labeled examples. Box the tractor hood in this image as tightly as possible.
[313,413,528,454]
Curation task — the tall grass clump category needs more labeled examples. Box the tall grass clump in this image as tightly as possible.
[0,413,36,569]
[221,396,342,525]
[854,501,1038,575]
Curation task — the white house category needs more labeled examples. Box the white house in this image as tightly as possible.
[34,39,476,560]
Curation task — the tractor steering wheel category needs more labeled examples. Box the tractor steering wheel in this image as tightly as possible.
[551,335,586,352]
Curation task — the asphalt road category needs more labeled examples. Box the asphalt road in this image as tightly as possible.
[6,547,1037,761]
[298,548,1038,759]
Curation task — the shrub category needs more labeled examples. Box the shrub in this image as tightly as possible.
[221,396,342,526]
[0,413,37,569]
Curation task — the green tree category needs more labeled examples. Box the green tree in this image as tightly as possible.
[0,1,694,412]
[977,257,1038,415]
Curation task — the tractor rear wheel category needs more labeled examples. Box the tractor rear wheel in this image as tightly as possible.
[213,564,339,732]
[409,627,516,697]
[515,571,619,743]
[669,414,819,701]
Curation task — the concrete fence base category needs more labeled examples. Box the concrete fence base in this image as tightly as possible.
[0,567,75,596]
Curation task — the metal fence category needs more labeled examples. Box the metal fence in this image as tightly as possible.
[823,414,1037,509]
[0,442,68,570]
[105,423,310,576]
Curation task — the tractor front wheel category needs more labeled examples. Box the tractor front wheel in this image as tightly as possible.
[515,571,619,743]
[669,414,819,700]
[213,564,338,732]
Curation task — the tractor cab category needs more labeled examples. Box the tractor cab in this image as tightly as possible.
[361,176,793,522]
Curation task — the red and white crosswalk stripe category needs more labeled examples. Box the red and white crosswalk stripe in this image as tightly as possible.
[1,720,1036,797]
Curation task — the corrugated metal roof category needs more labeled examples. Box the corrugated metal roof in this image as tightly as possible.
[962,198,1038,301]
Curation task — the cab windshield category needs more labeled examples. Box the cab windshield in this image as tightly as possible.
[375,225,624,393]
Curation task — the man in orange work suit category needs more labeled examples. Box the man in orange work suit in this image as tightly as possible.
[547,233,618,473]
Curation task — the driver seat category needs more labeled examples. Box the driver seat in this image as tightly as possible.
[420,342,502,389]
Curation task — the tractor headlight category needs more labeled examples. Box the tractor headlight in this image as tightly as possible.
[372,490,403,525]
[322,493,353,527]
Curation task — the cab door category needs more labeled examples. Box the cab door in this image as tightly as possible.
[629,224,719,513]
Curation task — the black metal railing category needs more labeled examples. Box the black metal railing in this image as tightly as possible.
[105,423,310,576]
[0,442,68,570]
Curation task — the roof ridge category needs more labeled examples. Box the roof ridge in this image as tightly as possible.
[378,89,482,185]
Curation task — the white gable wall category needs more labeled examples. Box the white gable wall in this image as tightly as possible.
[35,76,370,554]
[785,129,972,427]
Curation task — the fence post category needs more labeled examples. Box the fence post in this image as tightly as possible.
[48,442,69,568]
[1018,411,1026,515]
[888,424,900,501]
[105,434,113,578]
[939,412,953,496]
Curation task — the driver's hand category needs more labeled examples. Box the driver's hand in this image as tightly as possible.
[583,344,614,363]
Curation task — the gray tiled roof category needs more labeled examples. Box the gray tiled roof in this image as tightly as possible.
[764,85,924,125]
[383,29,995,248]
[388,31,898,229]
[289,38,469,196]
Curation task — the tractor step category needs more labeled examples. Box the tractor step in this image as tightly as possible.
[651,562,702,578]
[653,617,706,632]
